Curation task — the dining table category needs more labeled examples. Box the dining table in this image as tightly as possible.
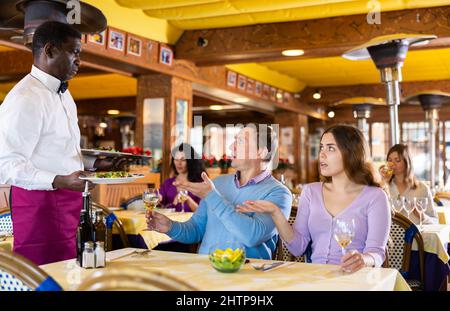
[40,248,411,291]
[409,224,450,290]
[113,209,193,249]
[0,236,13,252]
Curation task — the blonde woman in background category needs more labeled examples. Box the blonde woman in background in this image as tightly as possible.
[380,144,438,225]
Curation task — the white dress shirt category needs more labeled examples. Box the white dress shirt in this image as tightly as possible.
[0,65,94,190]
[388,180,439,224]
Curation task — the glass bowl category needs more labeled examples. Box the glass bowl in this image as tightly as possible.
[208,242,246,273]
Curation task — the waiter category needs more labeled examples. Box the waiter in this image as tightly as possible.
[0,21,118,265]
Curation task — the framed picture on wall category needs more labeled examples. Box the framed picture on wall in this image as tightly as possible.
[237,75,247,91]
[88,30,106,46]
[262,84,270,99]
[160,46,173,66]
[127,36,142,57]
[283,92,290,104]
[246,79,254,94]
[108,29,125,52]
[255,81,262,97]
[226,71,237,88]
[270,87,277,102]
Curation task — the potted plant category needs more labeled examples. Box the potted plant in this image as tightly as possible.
[203,154,221,177]
[218,154,232,174]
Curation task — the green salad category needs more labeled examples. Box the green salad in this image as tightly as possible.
[94,171,132,178]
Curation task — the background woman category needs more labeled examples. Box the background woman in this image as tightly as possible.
[380,144,438,224]
[159,143,205,212]
[237,125,390,272]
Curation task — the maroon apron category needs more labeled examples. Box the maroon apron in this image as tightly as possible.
[11,186,82,265]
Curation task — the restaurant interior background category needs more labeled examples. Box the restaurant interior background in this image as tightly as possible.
[0,0,450,198]
[0,0,450,294]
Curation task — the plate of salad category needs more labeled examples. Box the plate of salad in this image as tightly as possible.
[79,171,145,184]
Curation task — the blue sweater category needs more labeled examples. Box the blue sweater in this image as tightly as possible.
[167,173,292,259]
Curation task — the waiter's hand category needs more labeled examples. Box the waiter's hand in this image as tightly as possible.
[52,171,94,192]
[94,158,129,171]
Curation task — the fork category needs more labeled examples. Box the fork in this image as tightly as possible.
[131,249,151,257]
[251,262,286,271]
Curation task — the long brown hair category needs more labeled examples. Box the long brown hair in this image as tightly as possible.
[386,144,419,190]
[320,125,380,187]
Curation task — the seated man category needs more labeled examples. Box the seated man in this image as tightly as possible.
[147,124,292,259]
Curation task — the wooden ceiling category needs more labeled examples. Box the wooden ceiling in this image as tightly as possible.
[91,1,450,105]
[114,0,449,30]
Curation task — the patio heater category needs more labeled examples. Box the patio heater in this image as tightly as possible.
[342,34,436,146]
[0,0,106,46]
[333,97,385,140]
[404,91,450,189]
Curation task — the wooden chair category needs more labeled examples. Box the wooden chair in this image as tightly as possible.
[385,212,425,290]
[0,206,13,235]
[77,267,198,291]
[0,250,62,291]
[92,202,129,251]
[274,206,310,262]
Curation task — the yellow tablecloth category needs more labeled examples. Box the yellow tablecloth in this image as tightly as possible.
[40,248,410,291]
[0,236,13,252]
[113,210,193,249]
[436,206,450,225]
[412,224,450,263]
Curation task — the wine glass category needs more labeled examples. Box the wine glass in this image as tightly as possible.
[333,218,355,256]
[142,188,160,231]
[177,190,189,213]
[414,197,429,230]
[403,197,416,220]
[390,196,405,214]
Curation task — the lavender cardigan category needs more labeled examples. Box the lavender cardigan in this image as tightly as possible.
[285,182,391,267]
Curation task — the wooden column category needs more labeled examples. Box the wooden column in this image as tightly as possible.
[136,74,193,181]
[274,112,309,185]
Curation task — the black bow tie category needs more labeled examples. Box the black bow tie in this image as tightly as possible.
[58,81,68,94]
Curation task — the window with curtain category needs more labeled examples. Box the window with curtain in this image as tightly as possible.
[401,122,429,181]
[371,122,390,164]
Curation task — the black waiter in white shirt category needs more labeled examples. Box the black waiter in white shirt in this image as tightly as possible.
[0,21,122,265]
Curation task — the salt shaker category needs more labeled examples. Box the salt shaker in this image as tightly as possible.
[95,241,106,268]
[82,241,95,269]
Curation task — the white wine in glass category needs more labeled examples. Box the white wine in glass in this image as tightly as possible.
[143,188,160,212]
[142,188,160,231]
[333,218,356,256]
[177,190,188,212]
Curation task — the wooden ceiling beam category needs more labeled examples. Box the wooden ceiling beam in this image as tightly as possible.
[176,6,450,66]
[300,80,450,106]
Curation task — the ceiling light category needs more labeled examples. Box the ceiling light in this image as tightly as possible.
[282,49,305,57]
[107,109,120,115]
[209,105,223,111]
[233,97,249,103]
[313,90,322,100]
[328,111,335,118]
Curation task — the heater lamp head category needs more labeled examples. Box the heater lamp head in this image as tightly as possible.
[342,33,436,61]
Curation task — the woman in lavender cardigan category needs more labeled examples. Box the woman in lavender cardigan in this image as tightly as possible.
[237,125,391,273]
[160,143,204,212]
